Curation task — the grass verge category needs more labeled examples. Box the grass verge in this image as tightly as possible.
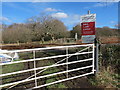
[89,66,120,88]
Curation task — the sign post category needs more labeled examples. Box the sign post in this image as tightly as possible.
[81,11,99,73]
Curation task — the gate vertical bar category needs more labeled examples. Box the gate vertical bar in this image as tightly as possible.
[66,47,68,78]
[33,51,37,87]
[92,44,95,73]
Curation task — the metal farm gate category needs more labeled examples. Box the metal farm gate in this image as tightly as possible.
[0,44,96,89]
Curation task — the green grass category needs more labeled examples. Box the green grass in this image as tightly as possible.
[46,76,67,88]
[42,61,67,88]
[2,59,24,74]
[2,59,24,84]
[89,66,120,88]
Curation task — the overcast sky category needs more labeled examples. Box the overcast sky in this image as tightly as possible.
[1,1,118,30]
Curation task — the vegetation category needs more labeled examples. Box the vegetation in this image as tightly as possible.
[43,61,67,88]
[2,60,24,74]
[1,13,119,44]
[89,45,120,88]
[100,44,120,71]
[2,14,69,44]
[89,66,120,88]
[2,60,24,84]
[89,67,119,88]
[70,25,81,39]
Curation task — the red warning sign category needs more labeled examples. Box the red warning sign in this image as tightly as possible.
[81,22,95,35]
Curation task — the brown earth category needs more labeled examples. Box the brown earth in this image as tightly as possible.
[99,36,120,44]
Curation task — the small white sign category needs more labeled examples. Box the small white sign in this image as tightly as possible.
[82,35,95,43]
[81,14,96,22]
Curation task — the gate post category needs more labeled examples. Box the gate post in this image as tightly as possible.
[94,38,99,73]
